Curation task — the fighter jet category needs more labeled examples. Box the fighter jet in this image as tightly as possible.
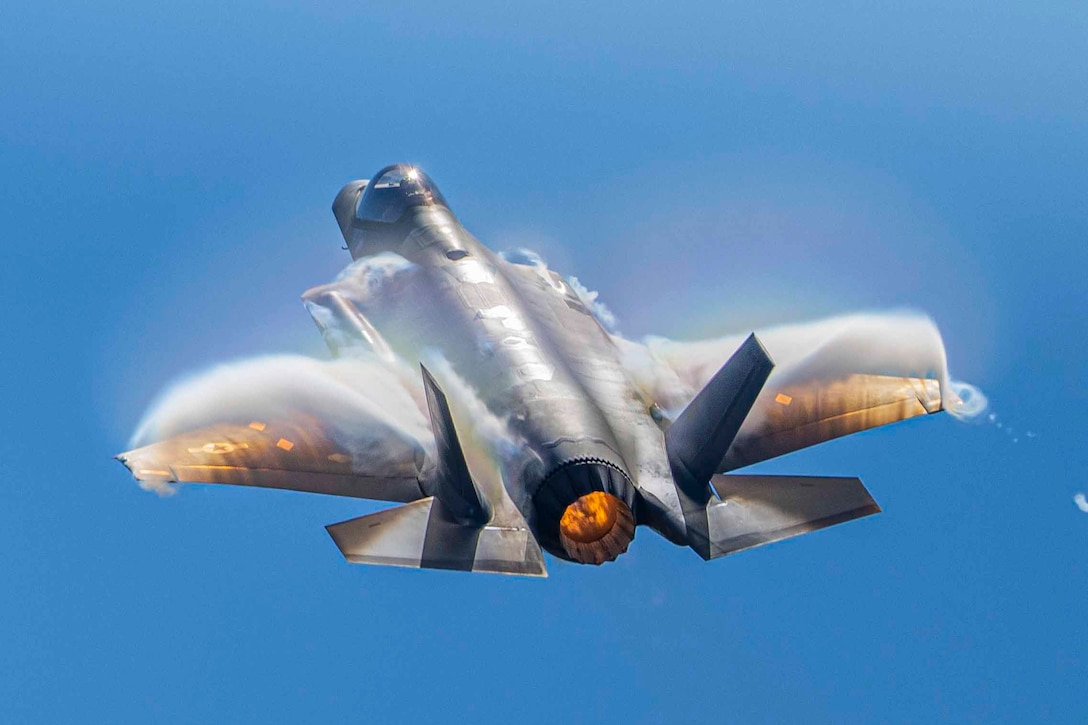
[118,163,959,576]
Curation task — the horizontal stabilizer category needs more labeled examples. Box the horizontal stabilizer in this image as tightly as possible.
[326,497,547,577]
[704,474,880,559]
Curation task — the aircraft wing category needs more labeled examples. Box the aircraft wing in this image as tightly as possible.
[629,313,948,471]
[117,356,432,502]
[718,372,940,470]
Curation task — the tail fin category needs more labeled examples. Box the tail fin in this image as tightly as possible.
[704,474,880,559]
[326,497,547,576]
[663,333,775,557]
[420,364,490,525]
[665,333,774,493]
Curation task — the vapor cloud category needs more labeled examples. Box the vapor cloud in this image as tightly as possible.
[131,355,429,449]
[946,380,988,420]
[1075,493,1088,513]
[139,478,178,498]
[324,251,417,302]
[619,310,988,421]
[128,248,987,499]
[420,350,525,460]
[567,276,618,333]
[129,354,434,496]
[501,249,619,332]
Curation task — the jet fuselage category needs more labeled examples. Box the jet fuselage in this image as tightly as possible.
[336,169,660,562]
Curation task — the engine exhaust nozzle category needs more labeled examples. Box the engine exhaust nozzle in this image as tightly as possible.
[559,492,635,565]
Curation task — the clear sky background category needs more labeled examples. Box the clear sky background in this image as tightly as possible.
[2,2,1086,722]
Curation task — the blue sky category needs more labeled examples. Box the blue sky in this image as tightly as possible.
[2,2,1086,722]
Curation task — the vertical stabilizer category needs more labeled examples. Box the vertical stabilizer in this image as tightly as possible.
[420,364,490,525]
[664,333,775,558]
[666,333,775,494]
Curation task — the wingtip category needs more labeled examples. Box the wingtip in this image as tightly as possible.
[114,450,177,484]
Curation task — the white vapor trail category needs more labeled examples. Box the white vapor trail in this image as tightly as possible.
[128,248,987,500]
[130,355,429,449]
[621,311,988,421]
[420,350,525,459]
[129,355,434,496]
[567,276,618,333]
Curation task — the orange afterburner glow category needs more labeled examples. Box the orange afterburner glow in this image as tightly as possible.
[560,491,617,542]
[558,492,635,565]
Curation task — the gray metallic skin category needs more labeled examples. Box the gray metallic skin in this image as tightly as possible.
[119,162,945,575]
[332,165,650,560]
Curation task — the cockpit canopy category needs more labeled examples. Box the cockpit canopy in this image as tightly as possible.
[355,164,449,224]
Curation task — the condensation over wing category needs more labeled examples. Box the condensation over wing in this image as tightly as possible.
[118,355,432,501]
[627,313,949,471]
[301,252,435,363]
